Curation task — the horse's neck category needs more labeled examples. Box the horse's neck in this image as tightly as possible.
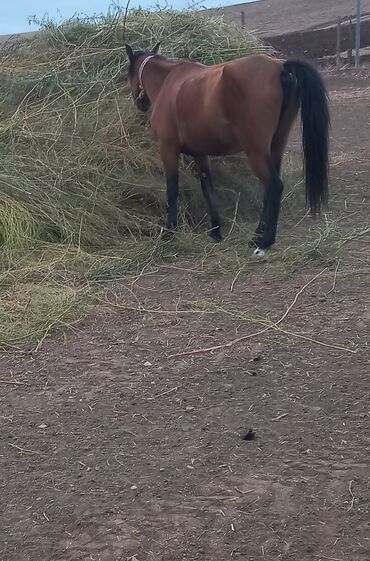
[144,60,178,103]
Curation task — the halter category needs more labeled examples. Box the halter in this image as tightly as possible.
[136,55,154,100]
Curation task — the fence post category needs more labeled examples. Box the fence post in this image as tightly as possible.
[348,17,353,65]
[336,18,342,70]
[355,0,361,68]
[241,11,245,29]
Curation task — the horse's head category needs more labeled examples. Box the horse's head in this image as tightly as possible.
[125,42,161,112]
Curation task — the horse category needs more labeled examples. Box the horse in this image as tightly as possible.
[125,42,330,257]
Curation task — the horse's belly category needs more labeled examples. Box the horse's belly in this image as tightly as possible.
[181,118,240,156]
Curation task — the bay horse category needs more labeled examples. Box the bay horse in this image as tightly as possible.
[125,42,330,256]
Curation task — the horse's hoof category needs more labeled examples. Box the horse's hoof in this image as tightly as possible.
[209,229,222,243]
[253,247,266,258]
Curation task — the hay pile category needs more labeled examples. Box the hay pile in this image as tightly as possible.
[0,7,270,347]
[0,8,267,250]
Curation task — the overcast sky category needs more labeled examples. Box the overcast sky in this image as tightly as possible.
[1,0,256,35]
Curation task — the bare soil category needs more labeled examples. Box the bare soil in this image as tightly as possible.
[0,73,370,561]
[207,0,370,37]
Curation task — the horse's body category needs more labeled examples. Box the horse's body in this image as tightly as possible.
[126,44,330,255]
[152,56,283,157]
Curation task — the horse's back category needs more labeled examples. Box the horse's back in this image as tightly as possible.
[176,64,238,154]
[151,61,235,154]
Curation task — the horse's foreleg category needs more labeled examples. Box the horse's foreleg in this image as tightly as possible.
[247,152,284,255]
[159,142,180,233]
[195,156,222,242]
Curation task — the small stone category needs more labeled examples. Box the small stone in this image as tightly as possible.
[242,429,256,441]
[130,485,137,490]
[144,361,152,367]
[38,423,47,429]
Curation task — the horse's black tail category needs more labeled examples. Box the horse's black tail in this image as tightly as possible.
[282,60,330,215]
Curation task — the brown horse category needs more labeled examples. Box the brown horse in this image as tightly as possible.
[125,43,330,256]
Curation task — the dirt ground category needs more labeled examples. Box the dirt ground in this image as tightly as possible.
[1,71,370,561]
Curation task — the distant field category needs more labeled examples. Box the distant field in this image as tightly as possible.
[0,30,38,47]
[205,0,370,37]
[206,0,370,60]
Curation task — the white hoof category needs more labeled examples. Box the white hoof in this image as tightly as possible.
[253,247,266,258]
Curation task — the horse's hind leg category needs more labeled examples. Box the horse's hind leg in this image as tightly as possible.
[249,106,298,253]
[195,156,222,242]
[271,102,299,176]
[247,151,284,254]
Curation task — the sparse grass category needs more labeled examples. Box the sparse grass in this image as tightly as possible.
[0,282,84,349]
[0,212,366,349]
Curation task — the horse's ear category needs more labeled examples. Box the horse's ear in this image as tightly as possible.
[125,44,134,62]
[152,41,161,54]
